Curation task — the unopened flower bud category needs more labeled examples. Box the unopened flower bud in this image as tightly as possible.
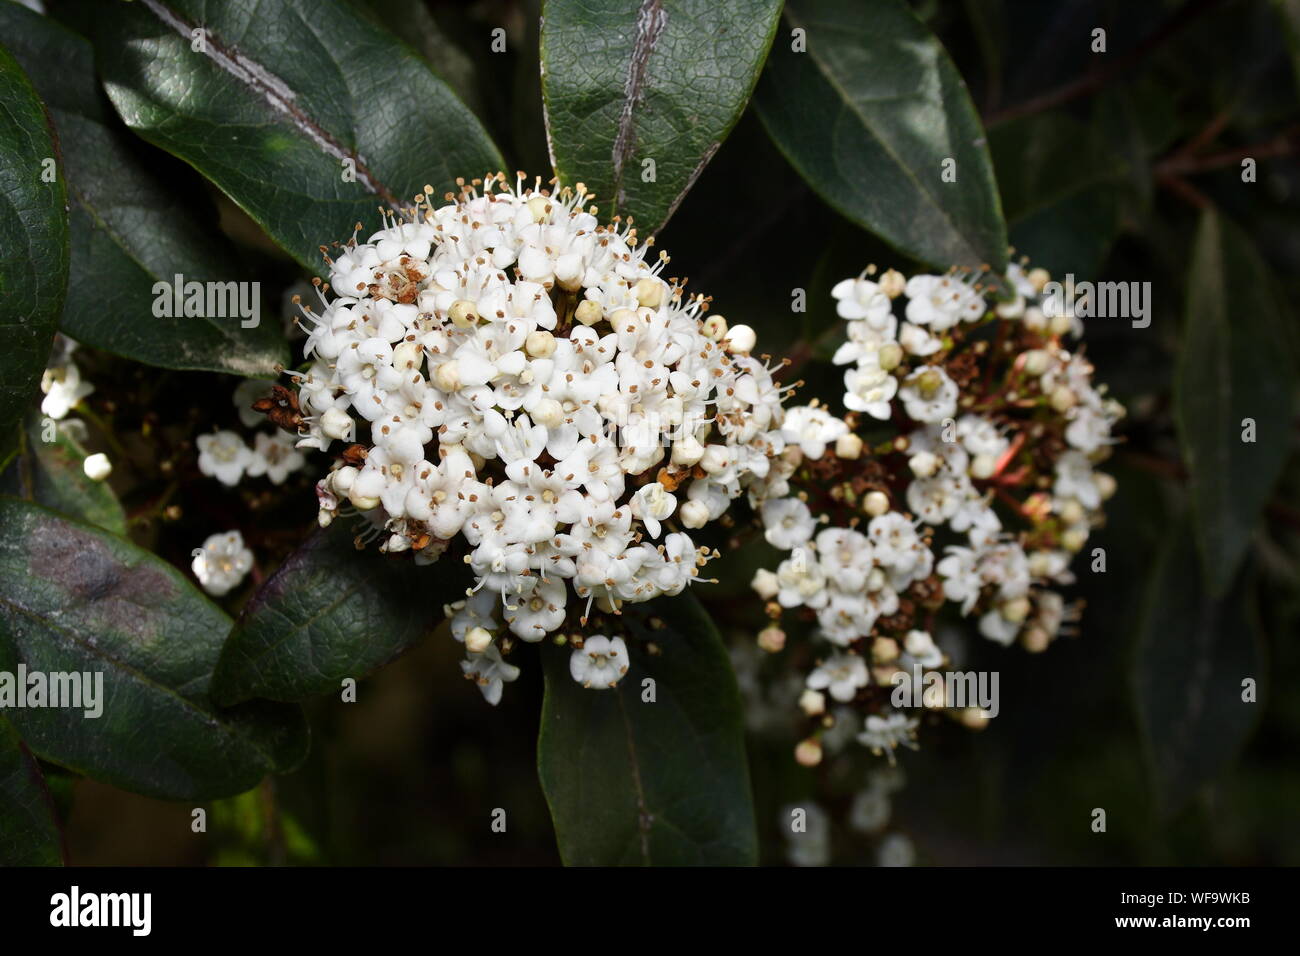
[1058,498,1085,525]
[702,314,727,341]
[757,625,786,653]
[671,436,704,467]
[969,453,997,480]
[872,636,899,664]
[679,499,710,529]
[722,323,756,354]
[877,342,903,371]
[1023,305,1047,332]
[634,277,664,308]
[1021,626,1051,653]
[1027,267,1050,292]
[835,433,863,460]
[449,299,479,328]
[1095,472,1117,501]
[434,360,461,392]
[864,490,890,516]
[1001,596,1031,623]
[752,568,780,600]
[879,268,906,298]
[795,738,823,767]
[1049,385,1076,412]
[574,299,604,326]
[83,453,111,482]
[532,398,564,428]
[525,329,556,358]
[699,445,730,474]
[526,195,553,222]
[1048,311,1073,337]
[799,689,826,716]
[465,626,493,654]
[1022,349,1050,376]
[1061,527,1089,552]
[909,450,939,478]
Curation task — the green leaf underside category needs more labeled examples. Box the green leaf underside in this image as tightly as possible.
[0,42,68,459]
[0,3,287,376]
[0,716,63,866]
[538,592,758,865]
[1174,210,1295,597]
[0,414,127,535]
[92,0,504,271]
[0,497,307,800]
[754,0,1007,271]
[1134,517,1263,816]
[214,521,470,705]
[541,0,783,237]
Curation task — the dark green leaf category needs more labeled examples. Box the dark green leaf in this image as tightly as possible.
[0,414,126,535]
[0,42,68,459]
[1174,210,1296,597]
[0,3,289,376]
[754,0,1007,271]
[92,0,504,270]
[0,716,64,866]
[1134,516,1264,816]
[541,0,783,236]
[0,497,308,800]
[214,521,470,705]
[538,592,757,865]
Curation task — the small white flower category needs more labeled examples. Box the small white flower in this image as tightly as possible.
[192,530,254,597]
[762,497,816,550]
[781,405,848,460]
[806,652,869,703]
[197,430,252,487]
[831,276,894,328]
[857,712,919,756]
[461,644,520,706]
[898,367,958,423]
[246,430,306,485]
[570,634,629,689]
[40,361,93,420]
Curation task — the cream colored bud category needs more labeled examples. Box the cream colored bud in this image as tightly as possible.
[1058,498,1086,526]
[1048,311,1074,337]
[970,453,997,480]
[532,398,564,428]
[699,445,730,474]
[1023,305,1047,332]
[83,453,112,482]
[1021,626,1051,653]
[393,340,422,372]
[702,314,728,341]
[1027,267,1050,292]
[1062,527,1089,552]
[877,341,903,371]
[752,568,780,600]
[1095,472,1117,501]
[879,268,906,298]
[1022,349,1051,376]
[331,465,359,493]
[679,499,710,529]
[465,626,493,654]
[1049,385,1076,412]
[449,299,479,328]
[996,295,1026,319]
[321,407,353,440]
[671,436,705,467]
[799,689,826,717]
[634,277,664,309]
[757,625,786,653]
[433,360,461,392]
[835,433,863,460]
[864,490,890,516]
[1001,596,1031,624]
[608,307,637,332]
[722,323,756,354]
[872,636,900,664]
[348,488,380,511]
[909,450,939,478]
[794,738,823,767]
[526,195,553,222]
[574,299,604,326]
[525,329,556,358]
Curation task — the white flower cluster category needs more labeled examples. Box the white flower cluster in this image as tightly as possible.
[295,173,795,703]
[753,262,1122,760]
